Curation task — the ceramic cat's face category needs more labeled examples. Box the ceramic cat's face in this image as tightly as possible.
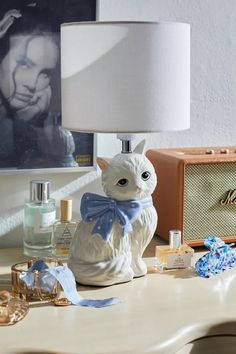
[97,140,157,201]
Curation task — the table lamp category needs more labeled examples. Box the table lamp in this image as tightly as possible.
[61,21,190,286]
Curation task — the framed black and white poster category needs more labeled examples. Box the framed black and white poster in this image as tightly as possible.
[0,0,96,172]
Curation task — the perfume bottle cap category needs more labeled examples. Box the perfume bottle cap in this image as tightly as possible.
[30,180,50,203]
[169,230,181,249]
[60,199,72,221]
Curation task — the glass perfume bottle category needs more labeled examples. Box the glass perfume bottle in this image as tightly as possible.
[52,199,77,260]
[23,180,56,257]
[155,230,194,270]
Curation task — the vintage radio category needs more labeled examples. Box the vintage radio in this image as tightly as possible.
[146,146,236,246]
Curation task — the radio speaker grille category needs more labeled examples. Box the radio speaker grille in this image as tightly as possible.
[184,162,236,241]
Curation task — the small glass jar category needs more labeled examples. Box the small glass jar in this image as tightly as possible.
[11,259,62,302]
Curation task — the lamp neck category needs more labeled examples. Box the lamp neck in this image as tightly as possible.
[121,140,132,153]
[117,133,135,154]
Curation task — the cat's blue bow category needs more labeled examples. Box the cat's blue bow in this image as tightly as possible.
[80,193,153,241]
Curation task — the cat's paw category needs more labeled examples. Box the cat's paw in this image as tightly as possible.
[132,258,147,277]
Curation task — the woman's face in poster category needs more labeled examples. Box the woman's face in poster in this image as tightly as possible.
[0,34,59,111]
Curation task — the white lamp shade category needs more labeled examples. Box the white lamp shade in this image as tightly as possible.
[61,21,190,133]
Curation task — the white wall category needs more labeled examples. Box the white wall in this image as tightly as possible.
[98,0,236,155]
[1,0,236,247]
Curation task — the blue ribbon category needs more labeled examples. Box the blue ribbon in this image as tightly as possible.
[195,236,236,277]
[20,260,122,308]
[80,193,153,241]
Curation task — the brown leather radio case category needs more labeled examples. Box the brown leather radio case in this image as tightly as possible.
[146,146,236,246]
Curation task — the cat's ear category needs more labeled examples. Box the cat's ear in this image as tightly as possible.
[133,139,146,155]
[97,157,111,170]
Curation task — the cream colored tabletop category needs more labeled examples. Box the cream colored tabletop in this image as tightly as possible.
[1,238,236,354]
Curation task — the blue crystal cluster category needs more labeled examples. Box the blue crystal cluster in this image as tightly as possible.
[195,236,236,277]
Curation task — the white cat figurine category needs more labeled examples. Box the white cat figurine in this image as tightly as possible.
[68,140,158,286]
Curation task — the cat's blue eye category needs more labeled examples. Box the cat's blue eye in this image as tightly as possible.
[117,178,129,187]
[141,171,151,180]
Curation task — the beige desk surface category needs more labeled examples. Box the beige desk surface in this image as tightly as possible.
[1,238,236,354]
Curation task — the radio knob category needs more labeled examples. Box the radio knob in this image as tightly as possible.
[220,149,229,154]
[206,149,215,154]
